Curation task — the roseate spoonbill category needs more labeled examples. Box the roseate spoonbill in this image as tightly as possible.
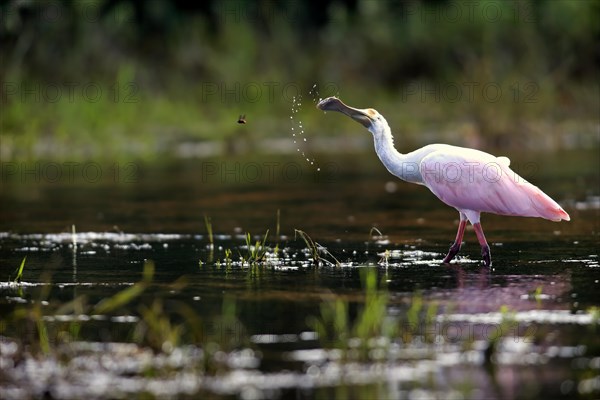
[317,97,570,266]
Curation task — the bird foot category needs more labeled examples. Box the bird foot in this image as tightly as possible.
[481,245,491,267]
[443,242,461,263]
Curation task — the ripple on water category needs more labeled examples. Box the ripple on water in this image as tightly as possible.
[441,309,598,325]
[2,231,188,245]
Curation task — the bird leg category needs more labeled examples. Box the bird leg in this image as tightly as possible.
[443,219,467,264]
[473,222,491,267]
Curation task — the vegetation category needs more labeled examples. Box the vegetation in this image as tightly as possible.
[1,260,244,358]
[295,229,341,267]
[200,213,341,268]
[1,0,598,161]
[2,252,599,397]
[242,230,269,264]
[11,256,27,283]
[310,268,393,360]
[203,214,214,249]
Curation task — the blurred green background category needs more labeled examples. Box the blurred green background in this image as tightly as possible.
[1,0,599,161]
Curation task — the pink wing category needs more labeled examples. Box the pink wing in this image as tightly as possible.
[420,149,570,222]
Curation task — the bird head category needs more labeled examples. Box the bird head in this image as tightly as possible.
[316,97,380,129]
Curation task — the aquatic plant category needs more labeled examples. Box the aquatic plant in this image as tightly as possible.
[12,256,27,283]
[134,298,185,353]
[1,258,248,364]
[352,269,394,357]
[294,229,340,267]
[369,227,384,238]
[242,230,269,265]
[71,224,77,247]
[4,271,52,354]
[310,274,459,362]
[224,248,233,267]
[94,260,154,314]
[273,209,281,256]
[401,291,440,344]
[295,229,319,264]
[309,268,393,360]
[204,215,214,249]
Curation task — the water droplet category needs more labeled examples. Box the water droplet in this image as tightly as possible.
[290,90,319,171]
[317,168,321,172]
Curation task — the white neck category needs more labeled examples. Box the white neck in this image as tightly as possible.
[369,120,423,184]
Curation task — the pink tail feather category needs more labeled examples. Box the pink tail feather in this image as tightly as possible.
[532,189,570,222]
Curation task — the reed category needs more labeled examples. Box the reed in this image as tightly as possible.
[294,229,340,267]
[242,230,269,264]
[12,256,27,283]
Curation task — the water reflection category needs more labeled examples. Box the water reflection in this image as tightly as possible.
[1,150,599,399]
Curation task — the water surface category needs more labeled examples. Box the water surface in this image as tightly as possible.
[1,150,599,399]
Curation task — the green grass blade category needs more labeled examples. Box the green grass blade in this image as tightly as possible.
[93,260,154,314]
[204,215,214,247]
[13,256,27,283]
